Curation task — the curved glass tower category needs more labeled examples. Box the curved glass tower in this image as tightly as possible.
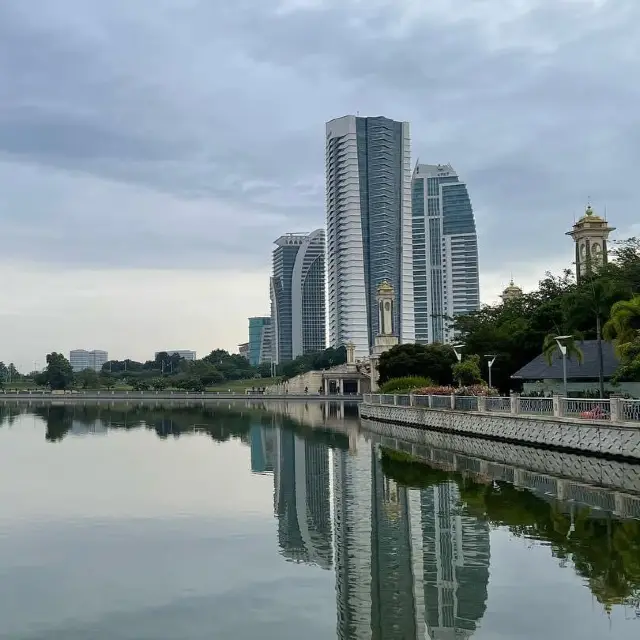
[270,229,326,364]
[411,163,480,344]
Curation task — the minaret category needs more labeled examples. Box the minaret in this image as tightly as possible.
[369,280,399,392]
[566,205,615,282]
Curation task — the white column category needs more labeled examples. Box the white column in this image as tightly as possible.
[339,379,344,395]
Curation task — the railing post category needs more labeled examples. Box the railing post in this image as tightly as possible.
[450,393,456,410]
[609,396,621,422]
[510,392,519,414]
[553,394,564,418]
[428,395,433,409]
[477,396,487,413]
[393,395,398,406]
[409,394,415,407]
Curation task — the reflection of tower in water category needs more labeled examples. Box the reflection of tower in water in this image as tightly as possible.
[332,444,490,639]
[370,451,419,639]
[421,481,490,639]
[274,427,333,569]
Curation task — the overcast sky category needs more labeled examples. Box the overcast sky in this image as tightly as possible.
[1,0,639,371]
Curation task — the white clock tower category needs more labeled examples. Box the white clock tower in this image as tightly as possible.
[566,205,615,282]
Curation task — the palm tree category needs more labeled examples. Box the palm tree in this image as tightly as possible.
[603,295,640,355]
[542,334,584,365]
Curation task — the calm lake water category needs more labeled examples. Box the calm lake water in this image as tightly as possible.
[1,401,639,639]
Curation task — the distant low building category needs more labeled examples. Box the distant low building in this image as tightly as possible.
[154,350,196,361]
[238,342,250,360]
[69,349,109,373]
[511,340,639,397]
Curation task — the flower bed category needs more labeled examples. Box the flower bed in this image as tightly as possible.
[413,384,498,397]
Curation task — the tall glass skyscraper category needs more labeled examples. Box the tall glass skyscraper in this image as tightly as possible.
[326,115,415,359]
[270,229,326,364]
[411,163,480,344]
[248,316,271,366]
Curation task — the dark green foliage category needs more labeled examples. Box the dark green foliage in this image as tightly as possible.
[278,346,347,380]
[37,352,74,390]
[378,343,457,386]
[378,376,434,394]
[451,354,483,386]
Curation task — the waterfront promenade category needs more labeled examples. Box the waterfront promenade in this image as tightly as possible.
[0,390,362,403]
[360,393,640,461]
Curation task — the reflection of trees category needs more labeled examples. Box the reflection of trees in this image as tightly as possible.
[0,403,349,451]
[381,448,640,610]
[31,407,74,442]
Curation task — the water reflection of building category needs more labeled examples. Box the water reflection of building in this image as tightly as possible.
[274,427,333,569]
[333,445,373,639]
[249,423,275,473]
[332,444,490,639]
[421,482,490,639]
[70,419,109,436]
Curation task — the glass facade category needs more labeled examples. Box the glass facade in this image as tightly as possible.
[356,117,405,348]
[248,317,270,367]
[412,164,480,344]
[270,230,326,364]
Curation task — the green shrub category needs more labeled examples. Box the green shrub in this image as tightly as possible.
[379,376,433,394]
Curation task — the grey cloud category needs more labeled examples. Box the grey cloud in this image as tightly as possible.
[0,0,639,272]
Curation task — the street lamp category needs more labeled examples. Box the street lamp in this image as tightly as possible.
[555,335,572,398]
[451,344,464,387]
[485,355,497,388]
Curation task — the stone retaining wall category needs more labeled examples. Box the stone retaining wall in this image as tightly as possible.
[359,402,640,461]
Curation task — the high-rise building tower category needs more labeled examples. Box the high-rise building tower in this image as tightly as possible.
[270,229,326,364]
[411,163,480,344]
[566,205,615,283]
[248,316,271,366]
[325,115,415,359]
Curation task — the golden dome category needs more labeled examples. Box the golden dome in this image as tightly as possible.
[501,279,523,302]
[579,204,603,222]
[377,279,394,294]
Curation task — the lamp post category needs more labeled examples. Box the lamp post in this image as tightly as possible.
[485,355,497,389]
[452,344,464,387]
[555,335,572,398]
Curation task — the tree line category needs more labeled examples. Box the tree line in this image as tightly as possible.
[378,238,640,393]
[8,345,348,391]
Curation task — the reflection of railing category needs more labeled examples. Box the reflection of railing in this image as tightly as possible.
[361,421,640,518]
[362,394,640,425]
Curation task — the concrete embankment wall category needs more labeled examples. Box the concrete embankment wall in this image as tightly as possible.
[359,403,640,461]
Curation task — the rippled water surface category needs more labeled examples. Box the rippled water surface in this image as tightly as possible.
[0,401,639,639]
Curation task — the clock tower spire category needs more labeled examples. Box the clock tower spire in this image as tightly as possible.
[566,204,615,282]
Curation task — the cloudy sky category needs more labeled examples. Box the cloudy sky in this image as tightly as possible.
[1,0,639,371]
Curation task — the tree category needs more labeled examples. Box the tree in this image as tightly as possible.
[75,368,99,389]
[603,295,640,352]
[41,352,74,390]
[0,362,7,381]
[451,354,483,386]
[378,344,457,386]
[99,373,116,390]
[7,363,20,382]
[150,377,168,391]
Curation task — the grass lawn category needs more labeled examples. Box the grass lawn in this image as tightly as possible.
[206,377,281,392]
